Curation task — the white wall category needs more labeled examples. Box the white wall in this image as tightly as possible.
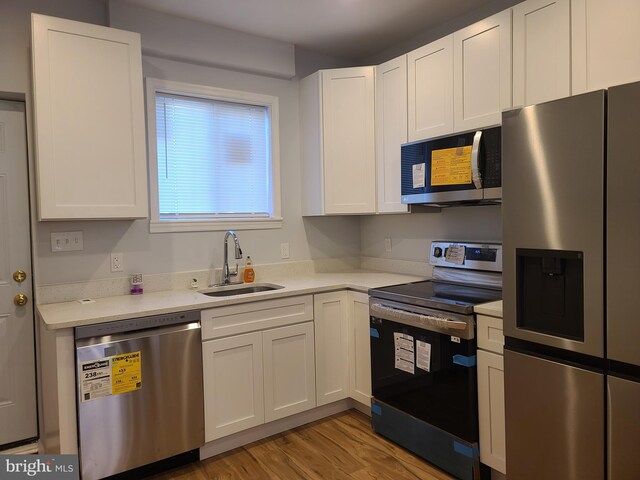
[1,0,361,286]
[361,206,502,261]
[3,0,506,287]
[34,54,362,284]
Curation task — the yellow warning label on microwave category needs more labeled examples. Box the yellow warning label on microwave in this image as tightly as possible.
[430,146,473,186]
[111,351,142,395]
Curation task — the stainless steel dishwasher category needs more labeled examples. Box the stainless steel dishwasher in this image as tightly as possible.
[75,310,204,480]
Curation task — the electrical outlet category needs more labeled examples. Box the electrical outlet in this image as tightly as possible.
[280,242,290,259]
[110,253,124,272]
[384,237,392,253]
[51,231,84,252]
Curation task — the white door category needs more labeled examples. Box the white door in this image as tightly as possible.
[0,100,37,447]
[263,322,316,422]
[453,9,512,132]
[321,67,376,214]
[314,292,350,406]
[407,35,454,141]
[348,292,371,406]
[512,0,571,107]
[202,332,264,441]
[375,56,409,214]
[572,0,640,94]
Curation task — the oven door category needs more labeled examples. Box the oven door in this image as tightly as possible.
[401,126,501,205]
[369,299,479,443]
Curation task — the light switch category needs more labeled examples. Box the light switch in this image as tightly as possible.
[51,231,84,252]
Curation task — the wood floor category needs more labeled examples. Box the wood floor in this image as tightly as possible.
[148,410,454,480]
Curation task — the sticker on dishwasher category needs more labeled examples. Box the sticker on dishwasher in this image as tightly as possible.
[111,351,142,395]
[394,332,415,374]
[80,358,112,402]
[416,340,432,372]
[79,351,142,402]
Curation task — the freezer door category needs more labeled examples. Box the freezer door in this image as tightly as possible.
[76,322,204,480]
[608,375,640,479]
[607,81,640,366]
[504,349,604,480]
[502,91,605,357]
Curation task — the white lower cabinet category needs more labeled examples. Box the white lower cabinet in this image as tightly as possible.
[348,291,371,406]
[203,332,265,441]
[477,313,506,474]
[314,292,350,406]
[314,291,372,408]
[202,296,316,442]
[263,322,316,422]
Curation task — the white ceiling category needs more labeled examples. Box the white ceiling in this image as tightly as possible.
[114,0,500,60]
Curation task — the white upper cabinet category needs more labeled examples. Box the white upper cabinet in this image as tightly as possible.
[31,14,148,220]
[375,56,409,214]
[572,0,640,94]
[300,67,376,215]
[407,35,454,141]
[513,0,571,107]
[453,10,512,132]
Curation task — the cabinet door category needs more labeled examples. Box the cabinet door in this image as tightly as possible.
[348,291,371,406]
[31,14,147,220]
[572,0,640,93]
[513,0,571,107]
[407,35,454,141]
[454,10,512,132]
[203,332,264,441]
[263,322,316,422]
[321,67,376,214]
[314,291,350,406]
[477,349,506,474]
[375,56,409,214]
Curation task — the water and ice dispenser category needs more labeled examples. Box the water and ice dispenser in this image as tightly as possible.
[516,249,585,341]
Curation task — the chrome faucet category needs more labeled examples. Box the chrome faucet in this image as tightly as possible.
[222,231,243,284]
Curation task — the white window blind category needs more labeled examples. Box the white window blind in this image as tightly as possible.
[155,93,271,219]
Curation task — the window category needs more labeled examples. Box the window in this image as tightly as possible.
[146,78,282,232]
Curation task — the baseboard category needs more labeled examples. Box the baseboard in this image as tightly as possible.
[200,399,365,460]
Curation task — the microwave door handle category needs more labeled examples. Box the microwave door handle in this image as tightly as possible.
[471,130,483,189]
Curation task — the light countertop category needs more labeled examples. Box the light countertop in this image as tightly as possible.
[474,300,503,317]
[37,271,425,330]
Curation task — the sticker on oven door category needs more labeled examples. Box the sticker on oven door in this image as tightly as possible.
[394,332,415,374]
[80,358,112,402]
[416,340,432,372]
[111,351,142,395]
[412,163,425,188]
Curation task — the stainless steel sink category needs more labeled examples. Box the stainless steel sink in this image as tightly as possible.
[199,282,284,297]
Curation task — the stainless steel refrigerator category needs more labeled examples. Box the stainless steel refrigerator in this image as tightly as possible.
[502,83,640,480]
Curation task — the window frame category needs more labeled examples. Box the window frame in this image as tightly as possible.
[145,77,282,233]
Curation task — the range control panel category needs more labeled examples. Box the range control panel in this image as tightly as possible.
[429,241,502,272]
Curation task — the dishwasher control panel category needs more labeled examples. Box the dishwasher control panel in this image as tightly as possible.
[75,310,201,340]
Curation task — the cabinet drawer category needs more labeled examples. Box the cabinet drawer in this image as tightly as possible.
[202,295,313,340]
[477,314,504,354]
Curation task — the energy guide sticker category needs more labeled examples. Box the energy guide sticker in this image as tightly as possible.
[80,351,142,402]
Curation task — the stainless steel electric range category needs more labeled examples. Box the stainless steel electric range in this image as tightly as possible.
[368,241,502,480]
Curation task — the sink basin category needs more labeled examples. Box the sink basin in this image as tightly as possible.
[199,283,284,297]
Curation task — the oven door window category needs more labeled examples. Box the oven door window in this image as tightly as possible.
[370,317,479,443]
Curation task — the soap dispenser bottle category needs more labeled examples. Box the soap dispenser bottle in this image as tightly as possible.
[243,256,255,283]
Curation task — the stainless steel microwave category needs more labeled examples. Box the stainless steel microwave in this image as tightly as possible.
[401,126,501,206]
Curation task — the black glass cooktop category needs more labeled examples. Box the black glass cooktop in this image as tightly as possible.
[369,280,502,314]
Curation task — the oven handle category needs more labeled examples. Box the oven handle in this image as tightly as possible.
[471,130,483,189]
[370,302,468,331]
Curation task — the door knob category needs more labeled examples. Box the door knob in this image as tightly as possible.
[13,270,27,283]
[14,293,28,306]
